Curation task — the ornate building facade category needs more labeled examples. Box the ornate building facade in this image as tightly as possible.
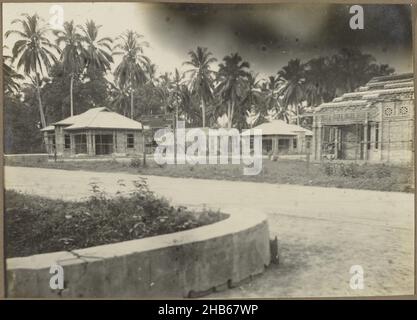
[312,73,414,164]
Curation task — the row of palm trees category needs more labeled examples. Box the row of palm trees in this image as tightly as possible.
[4,13,394,131]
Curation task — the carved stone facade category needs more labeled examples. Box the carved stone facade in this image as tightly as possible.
[312,73,414,164]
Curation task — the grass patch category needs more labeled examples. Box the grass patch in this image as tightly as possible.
[6,156,414,193]
[6,178,226,258]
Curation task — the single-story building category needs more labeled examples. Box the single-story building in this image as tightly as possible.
[41,107,144,158]
[312,73,414,164]
[241,120,313,155]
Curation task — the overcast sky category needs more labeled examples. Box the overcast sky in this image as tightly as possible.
[3,2,413,81]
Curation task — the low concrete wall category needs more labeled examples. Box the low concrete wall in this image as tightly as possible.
[4,153,49,166]
[7,211,270,298]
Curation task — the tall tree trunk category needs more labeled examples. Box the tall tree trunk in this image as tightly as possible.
[296,104,300,125]
[35,77,46,128]
[130,89,134,119]
[227,101,231,128]
[227,101,233,129]
[201,97,206,128]
[70,74,74,117]
[35,76,48,152]
[230,100,235,129]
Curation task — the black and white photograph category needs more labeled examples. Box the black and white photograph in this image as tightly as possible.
[2,2,414,299]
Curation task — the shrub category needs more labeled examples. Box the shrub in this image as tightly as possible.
[5,180,226,258]
[129,157,142,168]
[373,165,392,178]
[338,163,362,178]
[322,162,334,176]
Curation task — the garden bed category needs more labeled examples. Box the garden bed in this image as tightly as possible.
[5,178,226,258]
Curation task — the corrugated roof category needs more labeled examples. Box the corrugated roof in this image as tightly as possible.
[50,107,142,130]
[242,120,313,136]
[316,73,414,112]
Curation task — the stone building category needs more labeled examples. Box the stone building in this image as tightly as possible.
[41,107,144,158]
[312,73,414,164]
[242,120,313,155]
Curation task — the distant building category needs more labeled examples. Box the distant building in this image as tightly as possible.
[41,107,144,158]
[312,73,414,164]
[242,120,313,155]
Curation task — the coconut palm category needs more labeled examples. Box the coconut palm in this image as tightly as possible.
[55,21,84,116]
[110,82,130,116]
[3,54,24,95]
[332,48,376,93]
[245,109,260,129]
[5,14,59,128]
[113,30,149,119]
[304,56,336,106]
[79,20,113,75]
[184,47,216,127]
[170,68,186,124]
[240,72,263,120]
[262,76,286,116]
[155,72,172,114]
[145,62,157,86]
[216,53,250,128]
[278,59,306,125]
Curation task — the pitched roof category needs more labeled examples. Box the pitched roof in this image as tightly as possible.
[316,73,414,112]
[51,107,142,130]
[242,120,313,136]
[40,125,55,132]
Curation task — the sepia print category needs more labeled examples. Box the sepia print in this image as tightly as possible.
[2,2,414,298]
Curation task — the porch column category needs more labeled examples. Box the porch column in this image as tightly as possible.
[363,121,368,161]
[87,131,94,156]
[316,125,322,161]
[297,131,305,154]
[273,137,279,155]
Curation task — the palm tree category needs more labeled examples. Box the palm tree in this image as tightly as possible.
[262,76,287,118]
[110,82,130,116]
[155,72,172,114]
[171,68,185,124]
[241,72,263,125]
[5,14,59,128]
[145,61,157,86]
[3,54,24,95]
[184,47,216,127]
[113,30,150,119]
[55,21,84,116]
[278,59,306,125]
[216,53,250,128]
[79,20,113,75]
[332,48,376,93]
[304,56,336,106]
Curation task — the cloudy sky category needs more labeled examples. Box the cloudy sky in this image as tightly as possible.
[3,2,413,80]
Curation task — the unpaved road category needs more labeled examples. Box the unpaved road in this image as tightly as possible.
[4,166,415,297]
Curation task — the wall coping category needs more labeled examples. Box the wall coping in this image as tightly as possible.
[7,208,266,270]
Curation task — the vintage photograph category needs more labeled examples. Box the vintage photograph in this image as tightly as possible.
[2,2,414,298]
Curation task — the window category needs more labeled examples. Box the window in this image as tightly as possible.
[64,134,71,149]
[293,138,297,149]
[367,123,371,150]
[95,134,113,155]
[262,139,272,154]
[375,123,379,149]
[127,134,134,148]
[74,134,87,154]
